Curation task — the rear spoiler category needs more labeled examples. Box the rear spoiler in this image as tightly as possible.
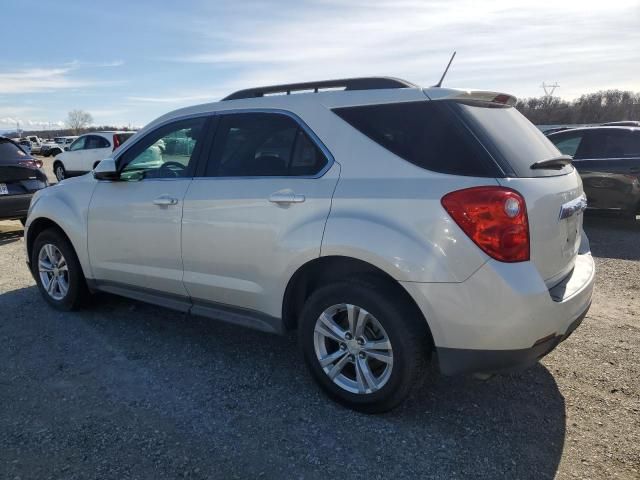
[423,88,517,106]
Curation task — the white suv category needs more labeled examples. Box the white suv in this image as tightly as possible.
[25,78,594,412]
[52,131,135,181]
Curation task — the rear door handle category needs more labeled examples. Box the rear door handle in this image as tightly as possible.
[153,195,179,206]
[269,191,306,204]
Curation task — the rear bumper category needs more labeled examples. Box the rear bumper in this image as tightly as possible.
[0,193,32,220]
[435,301,590,375]
[401,235,595,375]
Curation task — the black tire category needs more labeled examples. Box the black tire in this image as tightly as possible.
[31,228,88,311]
[54,162,66,182]
[299,278,429,413]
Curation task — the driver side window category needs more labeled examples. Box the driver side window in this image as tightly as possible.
[119,117,206,181]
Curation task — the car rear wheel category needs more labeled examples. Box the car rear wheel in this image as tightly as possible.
[299,278,428,413]
[54,163,66,182]
[31,228,88,310]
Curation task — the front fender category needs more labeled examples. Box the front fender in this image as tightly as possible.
[26,178,96,279]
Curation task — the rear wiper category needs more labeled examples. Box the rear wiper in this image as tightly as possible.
[530,155,573,170]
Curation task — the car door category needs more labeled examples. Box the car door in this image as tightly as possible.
[574,129,640,211]
[83,135,112,171]
[181,111,340,322]
[88,116,211,300]
[62,136,87,172]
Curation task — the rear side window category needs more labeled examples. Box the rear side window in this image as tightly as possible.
[206,112,328,177]
[0,139,28,163]
[333,101,498,177]
[85,135,110,149]
[578,129,640,159]
[549,131,585,157]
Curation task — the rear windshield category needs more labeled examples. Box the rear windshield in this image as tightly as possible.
[456,102,573,177]
[0,139,29,163]
[332,101,500,177]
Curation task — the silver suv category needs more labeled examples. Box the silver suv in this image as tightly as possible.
[25,78,595,412]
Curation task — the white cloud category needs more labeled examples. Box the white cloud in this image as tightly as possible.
[169,0,640,99]
[0,67,98,94]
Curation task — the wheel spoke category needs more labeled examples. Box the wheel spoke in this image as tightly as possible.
[38,261,54,272]
[354,309,369,338]
[57,256,66,269]
[44,244,56,264]
[316,312,346,342]
[356,357,377,392]
[364,350,393,364]
[346,304,356,334]
[319,349,347,368]
[327,353,350,380]
[364,338,391,351]
[47,276,57,294]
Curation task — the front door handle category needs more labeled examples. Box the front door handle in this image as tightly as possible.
[269,191,306,204]
[153,195,179,206]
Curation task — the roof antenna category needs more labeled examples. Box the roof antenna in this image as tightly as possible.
[433,51,456,88]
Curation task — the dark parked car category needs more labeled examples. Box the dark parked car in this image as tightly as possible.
[547,126,640,218]
[0,136,49,224]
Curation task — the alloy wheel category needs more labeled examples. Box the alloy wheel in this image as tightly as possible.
[313,303,393,394]
[38,243,69,301]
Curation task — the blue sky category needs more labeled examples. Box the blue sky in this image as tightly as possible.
[1,0,639,131]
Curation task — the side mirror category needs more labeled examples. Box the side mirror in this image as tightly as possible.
[93,158,119,181]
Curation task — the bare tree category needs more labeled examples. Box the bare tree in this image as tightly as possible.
[66,110,93,134]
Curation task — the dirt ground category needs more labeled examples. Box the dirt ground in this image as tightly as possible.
[0,212,638,479]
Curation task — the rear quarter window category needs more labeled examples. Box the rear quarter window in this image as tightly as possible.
[456,102,572,177]
[332,101,500,177]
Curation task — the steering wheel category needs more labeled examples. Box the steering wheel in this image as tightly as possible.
[158,161,187,177]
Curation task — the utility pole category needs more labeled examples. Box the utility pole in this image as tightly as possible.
[541,82,560,97]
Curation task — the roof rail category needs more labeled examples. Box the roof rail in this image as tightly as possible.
[222,77,417,101]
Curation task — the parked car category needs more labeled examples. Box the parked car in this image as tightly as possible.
[27,135,42,154]
[44,136,78,157]
[0,136,48,224]
[25,77,594,412]
[52,131,135,181]
[18,139,32,154]
[547,126,640,218]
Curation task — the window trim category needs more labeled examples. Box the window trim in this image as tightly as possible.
[199,108,335,180]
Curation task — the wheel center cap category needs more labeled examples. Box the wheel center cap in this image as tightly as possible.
[346,339,361,354]
[53,267,59,276]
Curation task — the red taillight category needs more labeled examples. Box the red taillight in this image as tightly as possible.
[113,134,120,151]
[17,159,41,169]
[441,186,530,262]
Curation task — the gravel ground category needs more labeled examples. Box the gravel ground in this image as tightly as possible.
[0,213,638,480]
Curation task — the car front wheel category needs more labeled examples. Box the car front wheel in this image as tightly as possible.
[54,163,66,182]
[31,228,88,310]
[299,279,429,413]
